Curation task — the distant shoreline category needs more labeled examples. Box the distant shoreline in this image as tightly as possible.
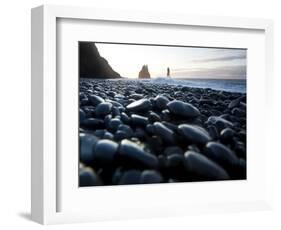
[80,77,246,81]
[80,77,246,94]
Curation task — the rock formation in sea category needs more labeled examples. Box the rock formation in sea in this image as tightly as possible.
[79,42,121,79]
[138,65,151,79]
[167,67,170,77]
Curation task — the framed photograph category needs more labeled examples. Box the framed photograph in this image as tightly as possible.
[31,5,274,225]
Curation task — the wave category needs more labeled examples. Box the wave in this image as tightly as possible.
[103,77,246,93]
[149,77,246,93]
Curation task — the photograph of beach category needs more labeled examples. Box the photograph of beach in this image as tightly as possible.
[79,42,247,186]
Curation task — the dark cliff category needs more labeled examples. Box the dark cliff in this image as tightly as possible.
[79,42,121,79]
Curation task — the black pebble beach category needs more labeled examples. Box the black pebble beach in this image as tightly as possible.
[79,79,246,186]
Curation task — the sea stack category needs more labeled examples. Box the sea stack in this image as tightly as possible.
[167,67,171,77]
[79,42,121,79]
[138,65,151,79]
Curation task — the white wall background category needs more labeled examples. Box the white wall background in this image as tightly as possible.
[0,0,280,229]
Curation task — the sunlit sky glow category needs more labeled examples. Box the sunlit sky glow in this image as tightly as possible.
[96,43,247,79]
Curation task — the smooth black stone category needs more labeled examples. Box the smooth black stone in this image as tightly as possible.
[80,98,89,106]
[112,106,121,117]
[114,93,125,99]
[164,146,184,156]
[126,98,152,112]
[148,111,162,122]
[167,100,200,118]
[93,139,118,165]
[178,124,211,145]
[204,142,238,167]
[167,154,185,168]
[133,128,147,139]
[158,155,168,169]
[118,170,142,185]
[107,91,116,97]
[82,106,95,116]
[108,118,122,131]
[130,93,144,100]
[187,144,201,153]
[98,92,106,98]
[220,114,230,120]
[112,168,122,184]
[234,141,246,159]
[93,129,106,138]
[161,121,178,132]
[80,92,86,99]
[206,116,234,131]
[168,178,179,183]
[231,108,245,117]
[220,128,235,142]
[228,98,240,109]
[120,112,131,124]
[210,109,221,116]
[153,122,176,144]
[106,99,124,108]
[238,130,246,142]
[104,114,112,127]
[79,109,86,122]
[173,91,182,97]
[238,158,246,169]
[216,120,228,131]
[79,167,102,186]
[119,140,158,168]
[181,86,190,92]
[119,107,126,113]
[81,118,104,129]
[114,130,128,141]
[95,102,113,117]
[145,124,155,134]
[200,98,215,105]
[118,124,134,137]
[232,158,246,179]
[207,116,234,126]
[140,170,163,184]
[128,98,135,104]
[184,151,230,180]
[89,94,104,106]
[80,133,99,164]
[207,125,219,139]
[161,109,171,121]
[147,136,163,153]
[103,131,114,140]
[239,95,247,103]
[116,100,127,107]
[155,95,169,110]
[239,102,246,110]
[131,114,149,126]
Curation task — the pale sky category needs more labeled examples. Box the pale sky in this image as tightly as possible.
[96,42,247,79]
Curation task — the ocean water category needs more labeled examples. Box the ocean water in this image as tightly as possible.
[148,77,246,93]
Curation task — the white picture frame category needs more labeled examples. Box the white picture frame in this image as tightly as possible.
[31,4,274,225]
